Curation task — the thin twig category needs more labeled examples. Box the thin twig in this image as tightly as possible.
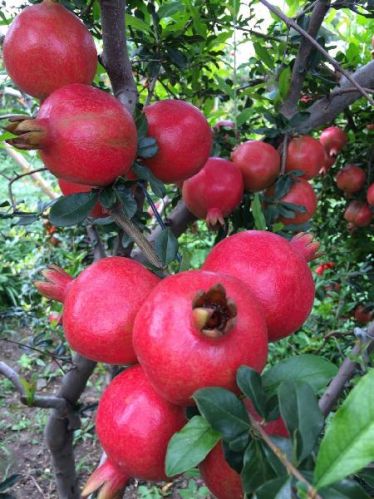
[86,225,106,261]
[8,167,47,210]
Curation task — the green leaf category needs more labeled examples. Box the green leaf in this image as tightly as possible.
[236,366,267,418]
[251,194,267,230]
[278,381,324,463]
[19,377,35,405]
[278,66,292,100]
[158,1,184,18]
[132,163,166,198]
[114,186,137,219]
[263,355,338,395]
[193,387,250,442]
[0,474,22,492]
[154,228,179,265]
[49,192,98,227]
[167,47,187,68]
[256,477,291,499]
[319,479,372,499]
[137,136,159,159]
[314,369,374,490]
[236,108,252,126]
[99,187,117,209]
[126,14,151,33]
[165,416,220,476]
[254,42,274,69]
[241,440,277,493]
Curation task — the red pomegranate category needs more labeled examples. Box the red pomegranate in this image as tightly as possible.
[366,183,374,206]
[231,141,280,192]
[3,0,97,100]
[344,201,372,227]
[202,231,316,341]
[336,165,366,194]
[58,179,107,219]
[319,148,336,175]
[315,261,335,276]
[285,136,325,179]
[182,157,244,227]
[143,100,212,183]
[35,257,160,364]
[7,84,137,186]
[267,178,318,226]
[320,127,348,157]
[83,459,129,499]
[133,270,268,406]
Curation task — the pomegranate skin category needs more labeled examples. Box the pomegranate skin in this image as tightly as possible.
[96,366,186,481]
[231,141,280,192]
[203,231,315,341]
[320,126,347,157]
[285,136,325,179]
[182,157,244,226]
[37,84,137,186]
[133,270,268,406]
[336,165,366,194]
[143,100,212,183]
[58,179,107,219]
[62,257,160,364]
[367,183,374,206]
[3,0,97,100]
[344,201,372,227]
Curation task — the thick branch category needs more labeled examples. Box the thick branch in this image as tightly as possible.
[99,0,138,113]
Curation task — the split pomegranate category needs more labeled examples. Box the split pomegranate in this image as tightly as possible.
[285,136,325,179]
[336,165,366,194]
[320,126,348,157]
[143,100,212,183]
[344,201,372,227]
[6,84,137,186]
[203,230,316,341]
[231,140,280,192]
[35,257,160,364]
[133,270,268,406]
[182,157,244,227]
[3,0,97,100]
[58,179,107,219]
[368,183,374,205]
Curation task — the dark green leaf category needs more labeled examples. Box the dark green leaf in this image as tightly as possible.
[115,186,137,219]
[253,42,275,69]
[154,228,179,265]
[16,213,38,226]
[167,47,187,68]
[99,187,117,209]
[222,441,245,473]
[136,113,148,139]
[251,194,267,230]
[158,1,184,18]
[137,136,159,159]
[241,440,277,493]
[236,366,267,418]
[0,475,21,492]
[132,163,166,198]
[256,476,291,499]
[49,192,98,227]
[319,479,372,499]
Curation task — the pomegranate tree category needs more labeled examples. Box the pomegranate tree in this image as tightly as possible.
[285,136,325,179]
[320,126,348,157]
[336,164,366,194]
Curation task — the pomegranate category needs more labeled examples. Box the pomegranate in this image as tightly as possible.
[35,257,160,364]
[6,84,137,186]
[3,0,97,100]
[344,201,372,227]
[133,270,268,406]
[83,459,129,499]
[367,183,374,205]
[231,141,280,192]
[285,136,325,179]
[182,157,244,227]
[336,165,366,194]
[143,100,212,183]
[319,148,336,175]
[202,230,316,341]
[58,179,107,218]
[353,305,374,325]
[315,261,335,276]
[320,126,348,157]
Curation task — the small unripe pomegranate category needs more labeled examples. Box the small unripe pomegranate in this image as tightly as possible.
[182,157,244,227]
[285,136,325,179]
[320,126,348,157]
[6,84,137,186]
[336,165,366,194]
[344,201,372,227]
[58,179,107,219]
[367,183,374,205]
[35,257,160,364]
[133,270,268,406]
[203,230,317,341]
[3,0,97,100]
[143,100,212,183]
[231,141,280,192]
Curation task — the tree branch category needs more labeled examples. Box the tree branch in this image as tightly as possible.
[86,225,106,260]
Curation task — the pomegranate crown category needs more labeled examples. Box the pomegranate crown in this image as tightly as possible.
[34,264,73,303]
[290,232,321,262]
[82,458,130,499]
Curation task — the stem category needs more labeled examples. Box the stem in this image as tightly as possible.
[8,167,47,211]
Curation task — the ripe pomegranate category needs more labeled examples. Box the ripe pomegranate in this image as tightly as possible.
[7,84,137,186]
[3,0,97,100]
[319,148,336,175]
[35,257,160,364]
[143,100,212,183]
[285,136,325,179]
[133,270,268,406]
[266,178,318,226]
[203,230,316,341]
[320,126,347,157]
[367,183,374,206]
[336,165,366,194]
[353,305,374,325]
[230,141,280,192]
[344,201,372,227]
[58,179,107,219]
[182,157,244,227]
[83,366,186,497]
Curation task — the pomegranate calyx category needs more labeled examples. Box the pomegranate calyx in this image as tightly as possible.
[5,117,46,150]
[206,208,225,230]
[82,458,129,499]
[34,264,73,303]
[290,232,321,262]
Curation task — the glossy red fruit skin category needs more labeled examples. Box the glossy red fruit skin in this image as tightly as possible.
[203,231,315,341]
[285,136,325,179]
[231,141,280,192]
[133,270,268,406]
[143,100,212,183]
[58,179,107,218]
[320,127,347,157]
[344,201,372,227]
[96,365,186,480]
[336,165,366,194]
[37,84,137,186]
[62,257,160,364]
[182,157,244,225]
[367,183,374,206]
[3,0,97,100]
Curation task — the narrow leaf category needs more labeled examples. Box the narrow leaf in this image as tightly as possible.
[154,228,179,265]
[236,366,267,418]
[251,194,267,230]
